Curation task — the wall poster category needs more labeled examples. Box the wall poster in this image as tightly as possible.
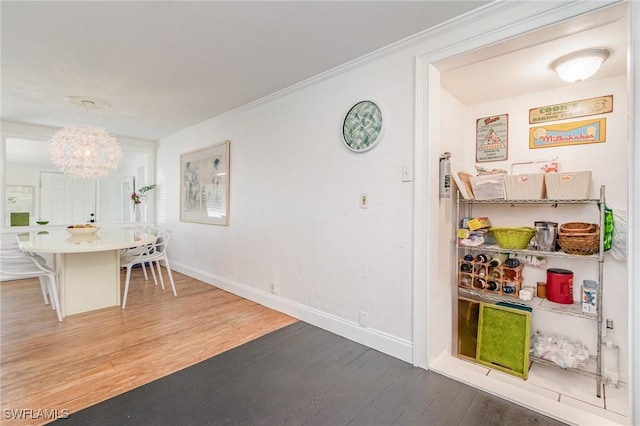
[180,140,230,225]
[529,118,606,149]
[476,114,508,162]
[529,95,613,124]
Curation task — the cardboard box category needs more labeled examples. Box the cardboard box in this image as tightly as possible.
[581,280,597,314]
[467,217,491,231]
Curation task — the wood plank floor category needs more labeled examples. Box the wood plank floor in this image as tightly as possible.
[52,322,567,426]
[0,268,297,426]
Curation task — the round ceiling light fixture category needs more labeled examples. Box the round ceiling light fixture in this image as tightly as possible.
[50,97,121,179]
[550,48,610,83]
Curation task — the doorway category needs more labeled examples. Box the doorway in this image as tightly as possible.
[413,2,636,425]
[40,171,96,225]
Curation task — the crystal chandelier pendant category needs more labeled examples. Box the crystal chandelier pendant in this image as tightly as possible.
[50,125,122,179]
[49,97,122,179]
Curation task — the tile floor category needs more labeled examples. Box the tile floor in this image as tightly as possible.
[431,352,627,425]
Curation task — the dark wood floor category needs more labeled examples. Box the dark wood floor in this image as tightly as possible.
[54,322,567,426]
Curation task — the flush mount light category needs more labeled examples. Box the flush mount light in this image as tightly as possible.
[550,48,610,83]
[50,97,121,179]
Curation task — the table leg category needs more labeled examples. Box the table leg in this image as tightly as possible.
[59,250,121,317]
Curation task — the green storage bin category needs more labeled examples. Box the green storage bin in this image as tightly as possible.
[457,298,480,360]
[476,303,531,379]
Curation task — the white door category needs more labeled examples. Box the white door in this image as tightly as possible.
[40,172,96,225]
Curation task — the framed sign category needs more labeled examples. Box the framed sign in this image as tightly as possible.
[476,114,508,162]
[529,95,613,124]
[529,118,606,149]
[180,140,230,225]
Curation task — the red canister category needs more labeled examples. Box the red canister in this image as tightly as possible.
[546,268,574,304]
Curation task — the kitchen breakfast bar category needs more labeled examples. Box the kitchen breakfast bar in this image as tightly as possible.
[16,228,156,318]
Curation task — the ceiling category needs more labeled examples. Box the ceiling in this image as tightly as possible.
[438,2,628,105]
[1,1,490,142]
[1,2,629,145]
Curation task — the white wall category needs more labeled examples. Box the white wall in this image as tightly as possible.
[156,0,633,370]
[5,162,54,226]
[428,86,468,363]
[157,45,422,360]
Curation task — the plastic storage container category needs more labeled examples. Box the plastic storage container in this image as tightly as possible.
[546,268,573,304]
[581,280,598,314]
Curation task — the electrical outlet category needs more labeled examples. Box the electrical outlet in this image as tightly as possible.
[359,311,367,327]
[359,192,369,209]
[269,282,276,294]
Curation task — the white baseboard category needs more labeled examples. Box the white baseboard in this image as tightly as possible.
[170,261,413,363]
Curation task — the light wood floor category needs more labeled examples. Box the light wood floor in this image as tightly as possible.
[0,268,297,426]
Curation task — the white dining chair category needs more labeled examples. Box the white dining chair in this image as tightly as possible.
[1,248,52,306]
[120,225,160,284]
[120,228,177,309]
[145,228,177,294]
[0,251,62,321]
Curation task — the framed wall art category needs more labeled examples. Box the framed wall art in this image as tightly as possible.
[180,140,230,225]
[529,95,613,124]
[529,118,606,149]
[476,114,508,162]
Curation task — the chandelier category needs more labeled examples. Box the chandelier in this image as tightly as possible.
[50,97,122,179]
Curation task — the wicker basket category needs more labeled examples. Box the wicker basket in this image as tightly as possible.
[559,222,598,234]
[557,223,600,255]
[490,227,536,250]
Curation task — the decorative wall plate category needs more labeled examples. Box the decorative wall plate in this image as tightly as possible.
[342,100,384,152]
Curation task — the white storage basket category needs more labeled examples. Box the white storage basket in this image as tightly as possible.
[504,173,546,200]
[545,171,591,200]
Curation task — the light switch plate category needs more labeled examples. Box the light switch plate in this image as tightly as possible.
[402,165,412,182]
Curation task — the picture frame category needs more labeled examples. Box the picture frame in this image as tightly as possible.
[529,118,606,149]
[529,95,613,124]
[476,114,508,162]
[180,140,230,225]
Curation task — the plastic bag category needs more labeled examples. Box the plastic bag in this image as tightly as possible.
[608,206,627,261]
[530,331,590,369]
[604,206,613,251]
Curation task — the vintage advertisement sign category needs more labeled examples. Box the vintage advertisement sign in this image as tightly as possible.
[529,95,613,124]
[529,118,606,149]
[476,114,508,162]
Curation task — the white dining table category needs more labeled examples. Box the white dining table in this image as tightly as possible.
[16,228,156,317]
